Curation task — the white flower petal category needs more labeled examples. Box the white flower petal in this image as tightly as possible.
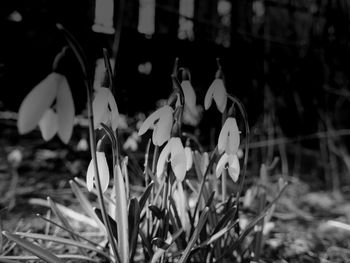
[204,81,215,110]
[138,107,162,136]
[86,152,110,193]
[96,152,110,193]
[56,77,75,144]
[213,79,227,113]
[228,154,240,182]
[184,147,193,171]
[218,118,230,154]
[18,73,59,134]
[227,118,240,155]
[153,107,173,146]
[170,138,187,181]
[93,88,109,129]
[86,159,94,192]
[216,153,228,178]
[156,140,171,177]
[173,182,189,233]
[38,109,58,141]
[106,89,117,110]
[181,80,196,113]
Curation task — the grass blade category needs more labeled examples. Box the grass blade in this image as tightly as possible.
[70,179,106,233]
[94,208,118,241]
[178,207,209,263]
[12,232,112,261]
[2,231,64,263]
[139,181,154,210]
[0,254,100,262]
[47,197,87,256]
[114,164,129,262]
[128,198,141,262]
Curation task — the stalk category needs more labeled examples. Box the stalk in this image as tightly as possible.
[56,24,120,263]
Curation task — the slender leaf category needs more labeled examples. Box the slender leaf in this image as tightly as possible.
[0,254,100,262]
[36,213,104,249]
[69,180,106,233]
[114,164,129,263]
[178,207,209,263]
[2,231,64,263]
[47,197,86,255]
[139,182,154,210]
[94,208,118,241]
[148,205,163,220]
[128,198,141,262]
[12,232,112,261]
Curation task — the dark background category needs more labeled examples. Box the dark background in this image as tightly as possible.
[1,0,350,139]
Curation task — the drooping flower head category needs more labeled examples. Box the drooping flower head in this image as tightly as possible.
[218,117,240,155]
[18,72,75,144]
[204,78,227,113]
[92,87,119,131]
[216,153,240,182]
[138,105,174,146]
[86,151,110,193]
[181,80,197,114]
[156,137,187,181]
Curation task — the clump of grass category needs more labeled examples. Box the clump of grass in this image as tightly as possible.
[0,25,288,263]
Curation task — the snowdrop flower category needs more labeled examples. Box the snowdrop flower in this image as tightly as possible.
[181,80,197,114]
[18,72,75,144]
[184,146,193,171]
[138,105,173,146]
[218,117,240,155]
[204,78,227,113]
[93,87,119,131]
[86,151,110,193]
[156,137,187,181]
[216,153,240,182]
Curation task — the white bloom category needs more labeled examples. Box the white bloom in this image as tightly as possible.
[93,88,119,131]
[218,117,240,155]
[156,137,187,181]
[86,151,110,193]
[184,147,193,171]
[181,80,196,113]
[138,105,173,146]
[216,153,240,182]
[18,72,75,144]
[204,78,227,113]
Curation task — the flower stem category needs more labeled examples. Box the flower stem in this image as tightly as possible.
[57,24,120,262]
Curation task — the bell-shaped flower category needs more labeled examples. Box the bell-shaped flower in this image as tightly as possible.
[138,105,173,146]
[156,137,187,181]
[181,80,197,114]
[184,146,193,171]
[204,78,227,113]
[17,72,75,144]
[93,88,119,131]
[218,117,240,155]
[216,153,240,182]
[86,151,110,193]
